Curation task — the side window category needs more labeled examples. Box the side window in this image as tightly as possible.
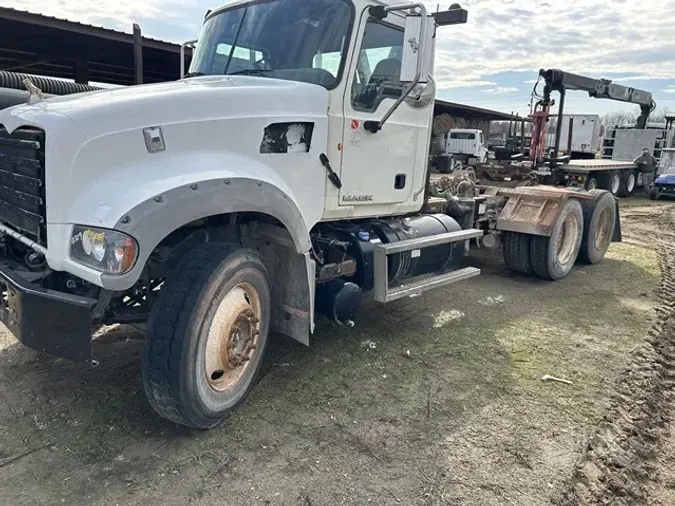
[351,19,404,112]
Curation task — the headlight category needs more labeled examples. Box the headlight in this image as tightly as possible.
[70,226,138,275]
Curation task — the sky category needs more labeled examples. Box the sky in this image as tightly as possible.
[5,0,675,117]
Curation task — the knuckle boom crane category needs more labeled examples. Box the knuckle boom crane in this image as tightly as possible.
[531,68,656,168]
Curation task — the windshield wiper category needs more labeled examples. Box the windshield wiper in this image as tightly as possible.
[183,72,206,78]
[227,68,274,77]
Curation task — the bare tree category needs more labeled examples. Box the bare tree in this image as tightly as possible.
[601,107,673,127]
[601,110,637,127]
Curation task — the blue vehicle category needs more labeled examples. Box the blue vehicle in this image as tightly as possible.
[651,149,675,200]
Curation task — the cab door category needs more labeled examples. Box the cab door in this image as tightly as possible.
[338,14,432,208]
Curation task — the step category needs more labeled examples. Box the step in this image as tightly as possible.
[382,267,481,303]
[373,228,483,303]
[378,229,483,254]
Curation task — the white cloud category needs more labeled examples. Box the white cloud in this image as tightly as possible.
[425,0,675,101]
[5,0,675,115]
[437,80,497,90]
[483,87,519,94]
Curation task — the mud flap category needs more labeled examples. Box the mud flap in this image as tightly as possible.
[612,197,623,243]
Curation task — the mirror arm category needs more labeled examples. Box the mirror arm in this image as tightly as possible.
[363,3,429,134]
[180,39,198,78]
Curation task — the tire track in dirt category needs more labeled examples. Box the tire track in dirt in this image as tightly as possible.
[555,204,675,505]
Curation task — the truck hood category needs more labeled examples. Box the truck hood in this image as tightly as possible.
[1,75,328,139]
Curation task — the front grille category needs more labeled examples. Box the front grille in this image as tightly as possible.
[0,125,47,246]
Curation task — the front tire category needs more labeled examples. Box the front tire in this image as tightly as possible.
[530,199,584,280]
[142,243,271,429]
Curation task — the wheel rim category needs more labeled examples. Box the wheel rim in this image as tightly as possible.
[594,207,613,252]
[626,174,636,193]
[204,283,261,393]
[556,214,579,265]
[611,174,620,195]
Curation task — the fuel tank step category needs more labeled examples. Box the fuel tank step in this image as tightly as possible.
[373,228,483,303]
[384,267,481,302]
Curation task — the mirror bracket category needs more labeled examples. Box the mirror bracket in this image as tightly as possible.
[368,6,387,19]
[364,3,429,134]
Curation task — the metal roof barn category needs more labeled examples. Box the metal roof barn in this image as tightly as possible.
[0,7,192,86]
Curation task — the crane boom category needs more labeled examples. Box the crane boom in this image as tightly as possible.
[540,69,656,129]
[529,68,657,169]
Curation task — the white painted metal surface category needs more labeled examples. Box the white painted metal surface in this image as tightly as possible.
[545,115,602,155]
[401,14,434,83]
[611,129,661,161]
[0,76,330,277]
[336,7,434,216]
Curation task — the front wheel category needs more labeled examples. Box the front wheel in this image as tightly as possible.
[142,243,271,429]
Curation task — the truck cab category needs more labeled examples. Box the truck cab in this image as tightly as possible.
[445,128,488,164]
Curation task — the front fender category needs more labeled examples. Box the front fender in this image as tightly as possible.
[104,176,311,291]
[62,151,318,291]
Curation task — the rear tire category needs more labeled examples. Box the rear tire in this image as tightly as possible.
[437,155,453,174]
[578,190,616,265]
[530,199,584,280]
[649,186,661,200]
[599,170,621,197]
[617,171,636,197]
[142,242,271,429]
[502,232,532,275]
[586,176,599,191]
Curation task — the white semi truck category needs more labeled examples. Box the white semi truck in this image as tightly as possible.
[0,0,621,428]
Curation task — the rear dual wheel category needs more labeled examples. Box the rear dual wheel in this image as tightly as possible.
[504,196,612,280]
[530,199,584,280]
[618,171,636,198]
[599,171,622,197]
[578,190,616,264]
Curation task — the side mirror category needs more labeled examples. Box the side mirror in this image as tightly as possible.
[400,14,434,84]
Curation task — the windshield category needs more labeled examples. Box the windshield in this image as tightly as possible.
[188,0,353,89]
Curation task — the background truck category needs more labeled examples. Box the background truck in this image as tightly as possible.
[434,128,487,172]
[531,69,656,197]
[0,0,621,429]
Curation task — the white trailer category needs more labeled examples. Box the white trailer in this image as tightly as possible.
[545,115,602,159]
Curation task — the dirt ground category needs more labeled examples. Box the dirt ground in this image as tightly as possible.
[0,198,673,506]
